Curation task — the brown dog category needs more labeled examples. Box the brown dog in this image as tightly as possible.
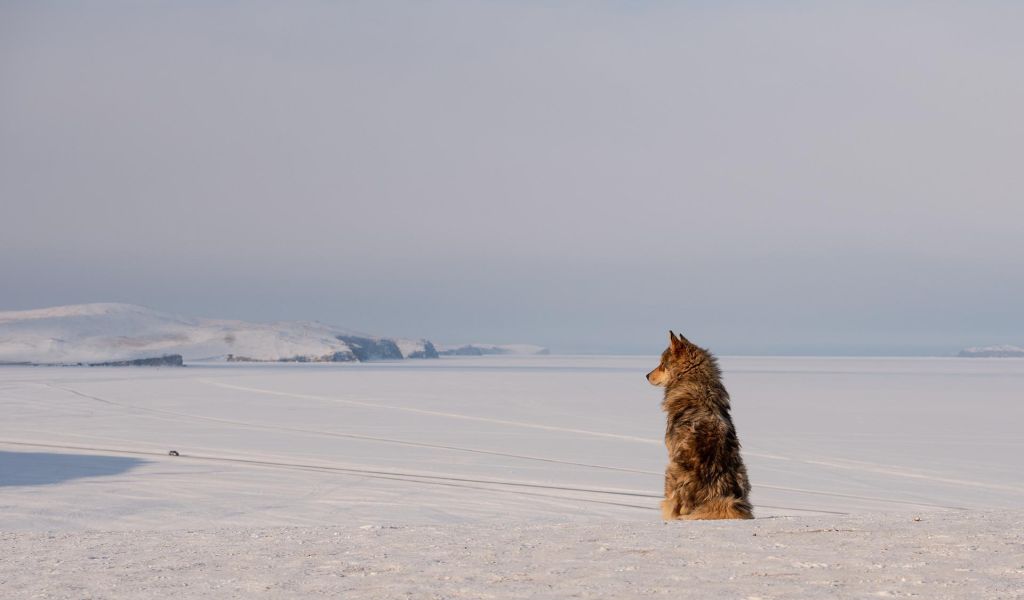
[647,331,753,520]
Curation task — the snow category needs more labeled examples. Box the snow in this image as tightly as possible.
[392,338,434,358]
[0,303,433,364]
[1,355,1022,597]
[3,513,1021,598]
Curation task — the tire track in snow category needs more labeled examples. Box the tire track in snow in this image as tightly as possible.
[47,384,654,475]
[202,380,661,444]
[202,380,1024,496]
[754,484,968,511]
[0,439,657,512]
[0,440,849,516]
[753,453,1024,495]
[45,383,981,511]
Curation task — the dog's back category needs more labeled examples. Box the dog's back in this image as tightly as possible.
[648,332,752,520]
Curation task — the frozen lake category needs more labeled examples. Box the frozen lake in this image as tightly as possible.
[2,356,1023,530]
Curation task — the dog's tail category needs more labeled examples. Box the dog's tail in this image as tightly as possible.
[683,496,754,520]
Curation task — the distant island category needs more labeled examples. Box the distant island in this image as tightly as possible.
[958,345,1024,358]
[90,354,185,367]
[436,343,549,356]
[0,303,545,366]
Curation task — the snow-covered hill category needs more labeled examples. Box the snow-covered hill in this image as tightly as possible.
[0,303,437,364]
[958,344,1024,357]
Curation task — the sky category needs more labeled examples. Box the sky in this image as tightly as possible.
[2,1,1022,355]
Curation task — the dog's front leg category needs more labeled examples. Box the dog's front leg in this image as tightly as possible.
[662,467,689,519]
[662,471,676,519]
[660,497,676,520]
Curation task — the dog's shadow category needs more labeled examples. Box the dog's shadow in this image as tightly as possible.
[0,450,146,487]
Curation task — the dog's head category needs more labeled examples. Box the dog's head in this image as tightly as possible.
[646,331,707,387]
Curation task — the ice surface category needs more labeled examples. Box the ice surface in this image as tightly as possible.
[2,355,1021,597]
[1,355,1021,529]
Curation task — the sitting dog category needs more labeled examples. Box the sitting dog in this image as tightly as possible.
[647,331,753,520]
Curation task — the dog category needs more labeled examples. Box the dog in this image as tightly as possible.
[647,331,753,520]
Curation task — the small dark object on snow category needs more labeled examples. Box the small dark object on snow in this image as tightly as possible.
[168,450,180,456]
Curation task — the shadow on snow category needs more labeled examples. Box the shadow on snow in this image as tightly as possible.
[0,450,147,487]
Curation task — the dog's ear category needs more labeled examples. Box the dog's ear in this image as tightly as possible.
[669,331,692,354]
[668,331,685,353]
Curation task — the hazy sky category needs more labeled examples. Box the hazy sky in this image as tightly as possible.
[2,2,1022,354]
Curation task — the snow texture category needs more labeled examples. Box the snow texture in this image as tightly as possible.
[3,512,1021,599]
[1,355,1022,597]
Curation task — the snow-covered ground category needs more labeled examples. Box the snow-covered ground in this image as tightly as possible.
[4,512,1021,599]
[2,356,1022,597]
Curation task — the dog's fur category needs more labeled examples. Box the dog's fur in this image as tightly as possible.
[647,331,753,520]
